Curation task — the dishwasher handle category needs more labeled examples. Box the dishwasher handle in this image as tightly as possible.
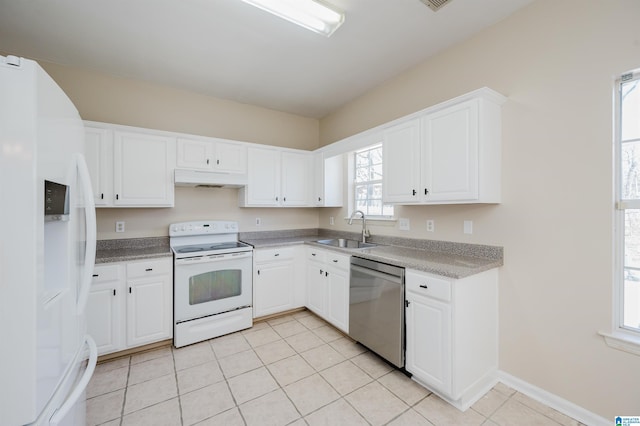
[351,263,404,284]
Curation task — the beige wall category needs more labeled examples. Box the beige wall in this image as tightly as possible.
[28,60,321,239]
[319,0,640,419]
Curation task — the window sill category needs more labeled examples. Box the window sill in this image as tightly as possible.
[343,216,397,223]
[598,330,640,357]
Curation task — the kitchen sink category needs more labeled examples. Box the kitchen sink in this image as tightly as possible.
[315,238,378,249]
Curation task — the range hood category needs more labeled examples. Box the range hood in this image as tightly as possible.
[174,169,247,188]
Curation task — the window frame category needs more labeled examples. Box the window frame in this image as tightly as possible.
[609,70,640,354]
[347,143,395,220]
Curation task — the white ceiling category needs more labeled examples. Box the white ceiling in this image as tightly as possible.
[0,0,532,118]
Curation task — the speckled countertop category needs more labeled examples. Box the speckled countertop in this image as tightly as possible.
[95,237,172,264]
[240,229,503,279]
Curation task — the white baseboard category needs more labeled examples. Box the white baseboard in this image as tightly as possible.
[496,371,610,426]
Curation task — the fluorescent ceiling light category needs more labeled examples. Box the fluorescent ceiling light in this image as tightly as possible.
[241,0,345,37]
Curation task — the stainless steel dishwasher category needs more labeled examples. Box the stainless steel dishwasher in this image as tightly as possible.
[349,256,405,368]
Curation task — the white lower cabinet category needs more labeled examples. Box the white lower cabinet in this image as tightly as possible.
[305,247,350,333]
[405,268,498,411]
[86,264,124,354]
[87,257,173,356]
[253,246,305,318]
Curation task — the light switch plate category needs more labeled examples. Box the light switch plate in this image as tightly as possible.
[464,220,473,234]
[399,218,410,231]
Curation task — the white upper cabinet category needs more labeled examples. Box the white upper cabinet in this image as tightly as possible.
[85,126,113,206]
[313,153,343,207]
[239,147,313,207]
[176,137,247,174]
[85,123,175,207]
[382,119,422,203]
[113,131,175,207]
[382,88,504,204]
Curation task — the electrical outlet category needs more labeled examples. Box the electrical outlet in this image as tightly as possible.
[426,219,435,232]
[115,221,125,233]
[464,220,473,234]
[255,218,261,226]
[329,216,335,225]
[399,218,410,231]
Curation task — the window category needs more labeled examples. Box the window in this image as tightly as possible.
[352,144,394,217]
[615,72,640,335]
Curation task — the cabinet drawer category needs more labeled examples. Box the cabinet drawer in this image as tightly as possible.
[92,264,121,283]
[126,257,173,278]
[326,252,351,271]
[254,246,295,263]
[406,270,451,302]
[306,247,326,262]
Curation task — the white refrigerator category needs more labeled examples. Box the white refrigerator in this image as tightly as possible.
[0,55,98,425]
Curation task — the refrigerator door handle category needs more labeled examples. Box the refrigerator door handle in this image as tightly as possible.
[49,335,98,426]
[75,153,97,314]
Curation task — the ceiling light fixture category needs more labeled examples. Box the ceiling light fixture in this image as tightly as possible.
[240,0,345,37]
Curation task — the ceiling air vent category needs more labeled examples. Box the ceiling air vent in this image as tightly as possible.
[419,0,453,12]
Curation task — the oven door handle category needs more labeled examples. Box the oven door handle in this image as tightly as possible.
[175,251,253,265]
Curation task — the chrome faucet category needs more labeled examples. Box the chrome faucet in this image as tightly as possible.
[348,210,370,243]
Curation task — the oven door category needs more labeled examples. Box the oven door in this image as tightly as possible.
[174,251,252,323]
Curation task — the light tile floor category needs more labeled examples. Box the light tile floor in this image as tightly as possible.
[86,310,585,426]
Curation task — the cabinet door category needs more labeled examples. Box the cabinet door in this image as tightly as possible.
[113,131,175,207]
[422,100,479,201]
[306,261,326,316]
[245,147,281,206]
[85,127,113,206]
[126,274,173,347]
[214,141,247,174]
[406,293,452,394]
[253,260,295,318]
[86,264,124,355]
[326,267,349,333]
[382,119,422,203]
[281,151,312,206]
[314,153,343,207]
[176,138,213,170]
[86,281,123,355]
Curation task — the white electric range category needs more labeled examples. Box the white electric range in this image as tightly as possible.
[169,220,253,347]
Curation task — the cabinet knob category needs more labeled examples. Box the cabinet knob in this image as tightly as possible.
[319,269,323,274]
[257,270,261,275]
[425,188,429,195]
[318,197,322,201]
[405,300,410,307]
[325,271,328,277]
[283,197,287,202]
[332,259,338,263]
[412,189,417,196]
[100,193,104,200]
[275,196,279,201]
[311,253,316,256]
[206,158,210,165]
[116,194,119,200]
[274,253,280,257]
[217,159,220,165]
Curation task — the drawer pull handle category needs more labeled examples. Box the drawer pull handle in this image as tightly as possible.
[311,253,316,256]
[419,284,428,289]
[113,289,116,296]
[145,268,153,271]
[92,274,99,277]
[274,253,280,257]
[332,259,338,263]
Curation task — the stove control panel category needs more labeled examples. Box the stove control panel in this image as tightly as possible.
[169,220,239,236]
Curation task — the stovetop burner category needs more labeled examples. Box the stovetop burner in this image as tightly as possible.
[174,241,250,254]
